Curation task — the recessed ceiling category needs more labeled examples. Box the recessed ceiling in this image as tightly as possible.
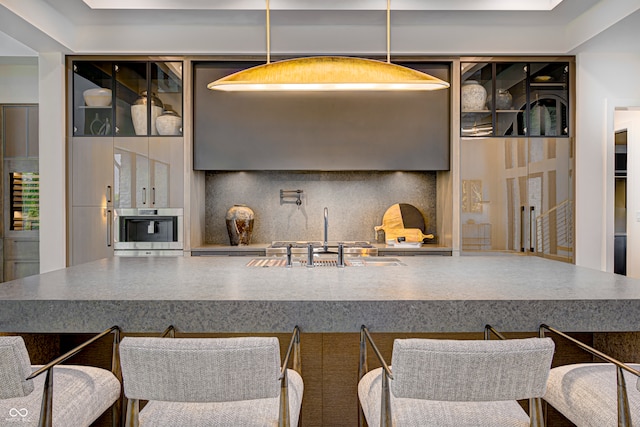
[80,0,565,11]
[1,0,637,56]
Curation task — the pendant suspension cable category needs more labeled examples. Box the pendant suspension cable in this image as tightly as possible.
[266,0,271,64]
[386,0,391,64]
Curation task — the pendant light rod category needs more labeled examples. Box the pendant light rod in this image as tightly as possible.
[266,0,271,64]
[387,0,391,64]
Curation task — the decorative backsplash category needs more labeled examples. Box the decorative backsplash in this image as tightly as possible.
[205,171,437,245]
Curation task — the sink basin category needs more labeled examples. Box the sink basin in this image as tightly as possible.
[347,257,405,267]
[245,257,405,268]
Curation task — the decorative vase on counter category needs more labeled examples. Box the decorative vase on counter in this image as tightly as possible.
[225,204,255,246]
[461,80,487,111]
[156,110,182,135]
[495,88,513,110]
[131,91,164,136]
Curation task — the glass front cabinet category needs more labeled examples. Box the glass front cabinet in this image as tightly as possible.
[69,59,184,265]
[72,61,183,137]
[461,61,569,138]
[460,59,573,263]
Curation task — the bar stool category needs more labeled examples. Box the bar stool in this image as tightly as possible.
[0,326,122,427]
[119,326,303,426]
[357,325,555,427]
[540,324,640,426]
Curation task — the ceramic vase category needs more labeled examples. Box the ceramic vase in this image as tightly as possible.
[461,80,487,111]
[156,110,182,135]
[225,204,255,246]
[131,91,164,135]
[495,89,513,110]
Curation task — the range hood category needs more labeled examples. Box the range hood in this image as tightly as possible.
[193,61,451,171]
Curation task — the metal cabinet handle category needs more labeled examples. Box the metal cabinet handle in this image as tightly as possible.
[106,185,112,204]
[529,206,535,252]
[152,187,156,205]
[107,209,112,247]
[520,206,525,252]
[142,187,146,205]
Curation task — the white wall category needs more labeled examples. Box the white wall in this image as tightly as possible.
[574,49,640,271]
[0,63,38,103]
[38,52,66,273]
[615,111,640,278]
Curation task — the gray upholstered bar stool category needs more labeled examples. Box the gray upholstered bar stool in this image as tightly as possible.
[358,325,555,427]
[119,326,303,427]
[0,326,122,427]
[540,324,640,427]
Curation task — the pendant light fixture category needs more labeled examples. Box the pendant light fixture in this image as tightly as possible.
[208,0,450,92]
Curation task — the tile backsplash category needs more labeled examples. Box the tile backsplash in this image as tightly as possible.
[205,171,437,244]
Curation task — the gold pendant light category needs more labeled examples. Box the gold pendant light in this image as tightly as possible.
[208,0,450,92]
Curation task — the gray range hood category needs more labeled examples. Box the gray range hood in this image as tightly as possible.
[193,61,451,171]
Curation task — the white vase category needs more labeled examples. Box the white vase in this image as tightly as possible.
[461,80,487,112]
[130,91,164,135]
[156,111,182,135]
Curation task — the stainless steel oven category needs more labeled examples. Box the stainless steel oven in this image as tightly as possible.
[114,208,183,256]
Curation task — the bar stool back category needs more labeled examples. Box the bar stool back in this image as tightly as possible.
[119,327,303,427]
[358,326,555,427]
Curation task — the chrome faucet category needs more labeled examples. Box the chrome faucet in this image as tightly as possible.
[307,243,315,268]
[337,243,345,268]
[286,244,293,268]
[323,207,329,253]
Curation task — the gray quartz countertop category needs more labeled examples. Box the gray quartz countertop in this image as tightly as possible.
[1,255,640,334]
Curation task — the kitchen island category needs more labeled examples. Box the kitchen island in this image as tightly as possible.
[1,255,640,334]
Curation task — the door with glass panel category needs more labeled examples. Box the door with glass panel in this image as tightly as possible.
[461,137,573,261]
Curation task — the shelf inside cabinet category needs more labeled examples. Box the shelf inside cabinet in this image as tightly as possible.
[530,82,566,88]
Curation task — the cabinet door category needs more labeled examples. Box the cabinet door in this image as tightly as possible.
[72,137,114,207]
[460,137,573,261]
[71,206,113,265]
[113,137,149,208]
[148,137,183,208]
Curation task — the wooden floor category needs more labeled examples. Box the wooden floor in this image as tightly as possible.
[12,330,607,426]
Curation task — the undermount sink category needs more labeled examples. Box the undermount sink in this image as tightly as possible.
[246,257,405,268]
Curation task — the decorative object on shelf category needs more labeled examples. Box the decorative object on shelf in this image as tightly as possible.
[89,113,111,135]
[461,80,487,111]
[495,88,513,110]
[156,110,182,135]
[533,75,552,82]
[83,88,112,107]
[225,204,255,246]
[131,91,164,136]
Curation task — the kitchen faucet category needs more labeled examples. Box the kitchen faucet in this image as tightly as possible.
[323,207,328,253]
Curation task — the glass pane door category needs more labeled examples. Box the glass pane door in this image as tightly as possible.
[73,61,113,136]
[115,62,147,136]
[461,62,492,136]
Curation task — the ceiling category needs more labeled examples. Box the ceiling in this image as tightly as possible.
[0,0,637,59]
